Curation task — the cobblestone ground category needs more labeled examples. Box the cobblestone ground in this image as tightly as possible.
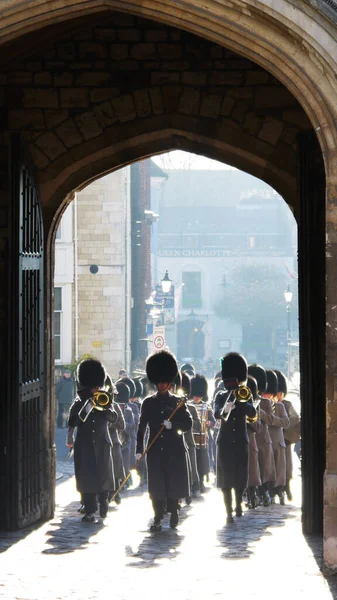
[1,457,337,600]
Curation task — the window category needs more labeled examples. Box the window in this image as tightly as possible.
[56,224,62,240]
[182,272,202,308]
[54,287,62,360]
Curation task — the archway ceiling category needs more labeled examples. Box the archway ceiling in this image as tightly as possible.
[1,0,337,149]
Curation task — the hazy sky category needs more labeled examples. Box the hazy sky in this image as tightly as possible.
[152,150,236,170]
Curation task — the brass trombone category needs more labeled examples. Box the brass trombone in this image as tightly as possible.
[78,390,113,422]
[222,385,252,422]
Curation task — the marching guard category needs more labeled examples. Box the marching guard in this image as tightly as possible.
[274,370,300,501]
[136,350,192,531]
[214,352,256,523]
[248,364,276,506]
[115,381,135,487]
[265,370,290,504]
[68,358,117,522]
[189,374,215,493]
[246,375,262,509]
[181,371,201,499]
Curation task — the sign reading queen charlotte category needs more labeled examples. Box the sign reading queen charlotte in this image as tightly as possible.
[158,249,232,258]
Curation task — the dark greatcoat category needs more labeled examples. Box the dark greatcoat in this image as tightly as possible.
[282,398,300,482]
[117,403,135,475]
[268,400,290,488]
[136,391,192,501]
[184,403,201,488]
[256,397,277,485]
[68,388,116,494]
[214,390,256,490]
[247,417,263,488]
[108,402,126,485]
[189,400,215,477]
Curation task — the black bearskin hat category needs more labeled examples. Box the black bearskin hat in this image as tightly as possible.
[118,376,136,398]
[221,352,248,384]
[266,370,278,397]
[77,358,106,389]
[181,363,195,375]
[247,375,258,400]
[134,378,143,398]
[104,374,117,397]
[146,350,178,385]
[115,381,130,403]
[274,370,287,396]
[173,370,182,390]
[181,371,191,397]
[191,374,208,398]
[248,364,267,394]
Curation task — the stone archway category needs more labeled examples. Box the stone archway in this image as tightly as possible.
[1,1,337,570]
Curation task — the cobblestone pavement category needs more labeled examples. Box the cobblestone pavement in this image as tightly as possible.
[1,460,337,600]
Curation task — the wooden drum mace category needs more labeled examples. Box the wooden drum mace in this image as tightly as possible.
[111,395,186,501]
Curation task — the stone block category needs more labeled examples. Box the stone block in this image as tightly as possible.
[200,93,222,119]
[220,97,235,116]
[118,29,142,42]
[245,70,269,85]
[110,44,129,60]
[56,119,83,147]
[244,112,262,135]
[162,85,182,113]
[8,72,33,84]
[182,72,207,86]
[29,144,50,169]
[149,87,164,115]
[283,109,311,128]
[34,72,52,85]
[179,88,200,116]
[75,72,110,86]
[258,117,284,145]
[45,109,69,128]
[209,72,244,86]
[228,87,253,99]
[133,89,151,117]
[151,72,179,85]
[24,88,58,108]
[255,86,298,108]
[231,101,248,123]
[158,44,183,60]
[54,72,74,87]
[60,88,89,108]
[145,30,168,42]
[35,132,66,160]
[79,42,106,59]
[8,109,44,129]
[58,43,77,60]
[95,27,116,41]
[111,95,137,122]
[90,88,119,103]
[130,43,156,60]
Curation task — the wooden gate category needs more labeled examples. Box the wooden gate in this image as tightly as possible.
[5,134,45,528]
[297,131,326,535]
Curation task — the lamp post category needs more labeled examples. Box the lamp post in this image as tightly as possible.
[161,270,172,294]
[284,284,293,380]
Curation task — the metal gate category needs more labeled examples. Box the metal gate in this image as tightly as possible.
[6,134,45,528]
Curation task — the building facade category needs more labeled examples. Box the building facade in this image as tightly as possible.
[155,168,297,372]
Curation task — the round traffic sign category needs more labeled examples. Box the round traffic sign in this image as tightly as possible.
[154,335,165,349]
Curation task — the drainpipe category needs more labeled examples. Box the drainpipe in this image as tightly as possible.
[74,192,79,360]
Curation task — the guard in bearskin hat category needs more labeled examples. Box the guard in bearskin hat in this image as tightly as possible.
[104,375,126,505]
[274,370,300,502]
[248,364,276,507]
[136,350,192,531]
[214,352,256,523]
[180,372,201,501]
[245,375,262,509]
[117,376,139,483]
[264,370,290,505]
[189,374,215,493]
[68,358,117,522]
[115,381,136,487]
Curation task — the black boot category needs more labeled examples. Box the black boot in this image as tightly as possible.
[247,486,258,509]
[278,487,286,505]
[223,489,234,523]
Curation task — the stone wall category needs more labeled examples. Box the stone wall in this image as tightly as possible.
[75,169,131,378]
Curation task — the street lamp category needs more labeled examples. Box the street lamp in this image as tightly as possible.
[284,284,293,379]
[161,270,172,294]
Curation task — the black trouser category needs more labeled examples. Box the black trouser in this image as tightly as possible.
[222,488,244,515]
[152,498,178,521]
[82,491,109,515]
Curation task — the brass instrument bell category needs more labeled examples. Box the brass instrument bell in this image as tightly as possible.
[92,390,111,410]
[234,385,252,402]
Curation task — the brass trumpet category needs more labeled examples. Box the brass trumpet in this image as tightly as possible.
[78,390,113,422]
[223,385,252,422]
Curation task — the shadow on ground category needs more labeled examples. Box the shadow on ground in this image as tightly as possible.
[216,504,296,559]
